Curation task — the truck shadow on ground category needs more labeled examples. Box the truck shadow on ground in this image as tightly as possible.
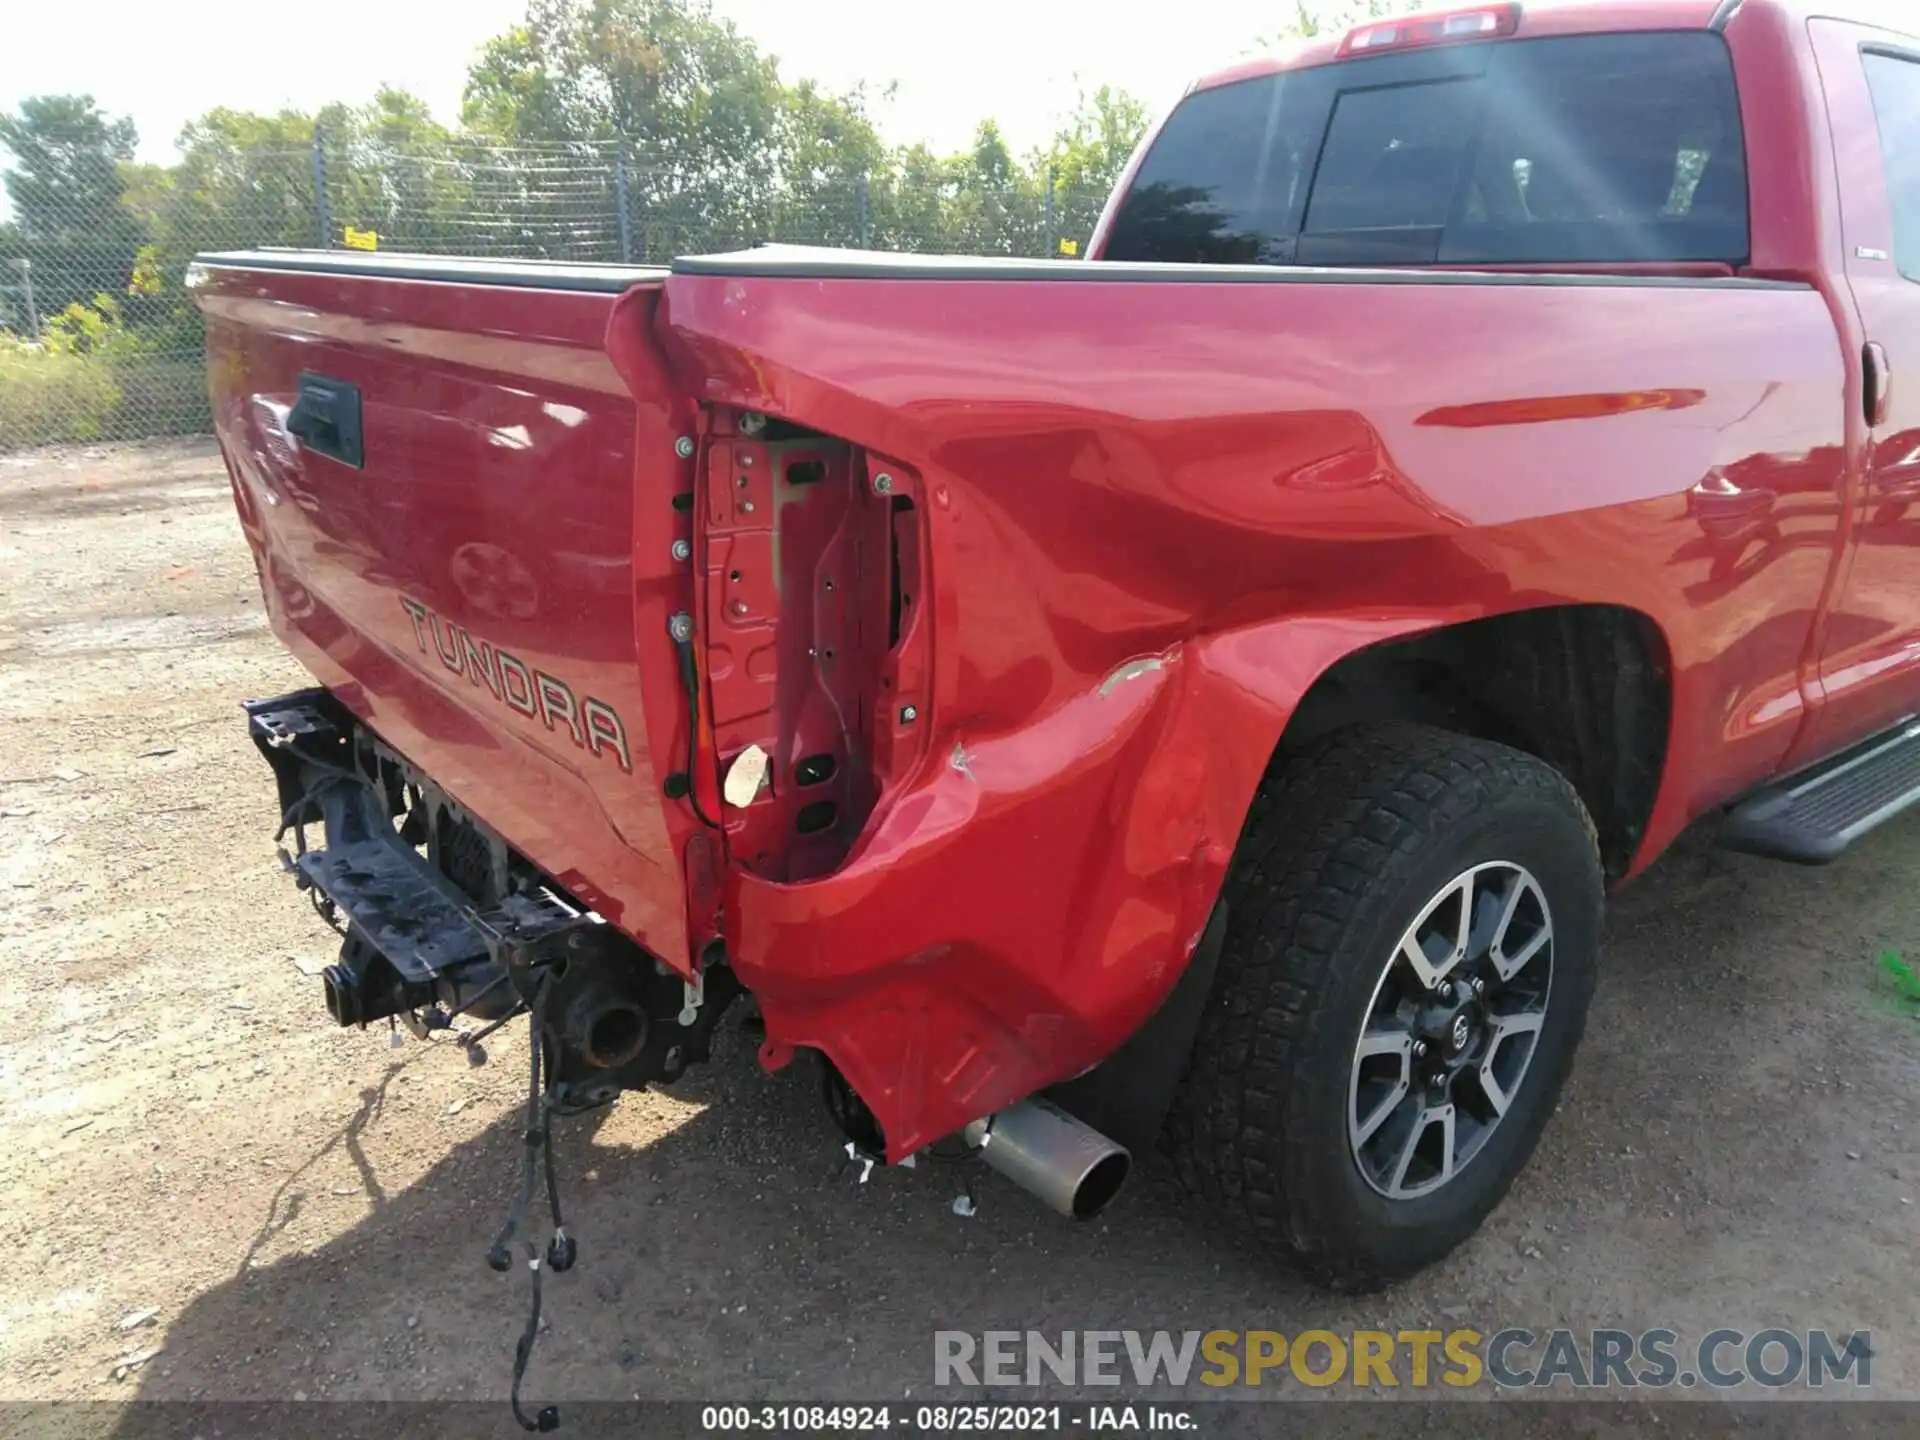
[106,818,1920,1436]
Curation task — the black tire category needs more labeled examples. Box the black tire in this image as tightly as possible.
[1165,722,1603,1291]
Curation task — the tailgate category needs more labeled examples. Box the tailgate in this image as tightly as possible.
[194,251,701,966]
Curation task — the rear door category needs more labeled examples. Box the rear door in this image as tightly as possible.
[1803,20,1920,754]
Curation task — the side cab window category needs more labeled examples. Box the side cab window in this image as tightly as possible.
[1862,51,1920,280]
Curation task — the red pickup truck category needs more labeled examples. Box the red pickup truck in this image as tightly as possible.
[196,0,1920,1305]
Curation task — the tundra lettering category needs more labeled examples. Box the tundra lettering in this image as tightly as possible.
[397,594,631,771]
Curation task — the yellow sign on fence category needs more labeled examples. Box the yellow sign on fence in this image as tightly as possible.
[343,227,379,252]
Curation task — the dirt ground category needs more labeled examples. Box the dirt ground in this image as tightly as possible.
[1,440,1916,1431]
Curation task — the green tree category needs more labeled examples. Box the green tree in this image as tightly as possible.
[159,108,325,251]
[1037,86,1152,254]
[769,80,888,248]
[868,89,1152,259]
[0,220,27,332]
[456,0,1159,260]
[323,89,491,255]
[867,141,954,253]
[464,0,788,252]
[113,107,321,370]
[939,121,1045,255]
[0,95,147,321]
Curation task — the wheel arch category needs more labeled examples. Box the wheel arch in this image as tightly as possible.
[1258,604,1675,881]
[1050,602,1671,1154]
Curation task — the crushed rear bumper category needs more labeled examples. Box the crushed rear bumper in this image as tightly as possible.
[244,689,582,1028]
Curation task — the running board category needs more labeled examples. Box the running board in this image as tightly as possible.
[1720,717,1920,864]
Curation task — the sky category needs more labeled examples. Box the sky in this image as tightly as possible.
[9,0,1914,200]
[0,0,1311,174]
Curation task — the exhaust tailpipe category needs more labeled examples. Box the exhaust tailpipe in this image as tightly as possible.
[965,1098,1131,1220]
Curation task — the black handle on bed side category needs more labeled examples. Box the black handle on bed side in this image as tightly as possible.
[286,371,364,468]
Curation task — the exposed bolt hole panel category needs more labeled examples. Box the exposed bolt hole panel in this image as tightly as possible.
[695,410,929,883]
[796,800,839,835]
[795,753,838,786]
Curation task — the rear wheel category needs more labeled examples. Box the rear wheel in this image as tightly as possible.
[1166,723,1603,1290]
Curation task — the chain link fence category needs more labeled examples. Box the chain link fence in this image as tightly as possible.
[0,134,1113,451]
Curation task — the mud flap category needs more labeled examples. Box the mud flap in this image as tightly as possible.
[1046,901,1228,1160]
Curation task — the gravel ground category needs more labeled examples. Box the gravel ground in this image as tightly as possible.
[0,440,1915,1435]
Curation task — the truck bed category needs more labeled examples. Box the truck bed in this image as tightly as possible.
[196,245,1843,1154]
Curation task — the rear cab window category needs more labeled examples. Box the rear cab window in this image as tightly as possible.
[1102,31,1749,268]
